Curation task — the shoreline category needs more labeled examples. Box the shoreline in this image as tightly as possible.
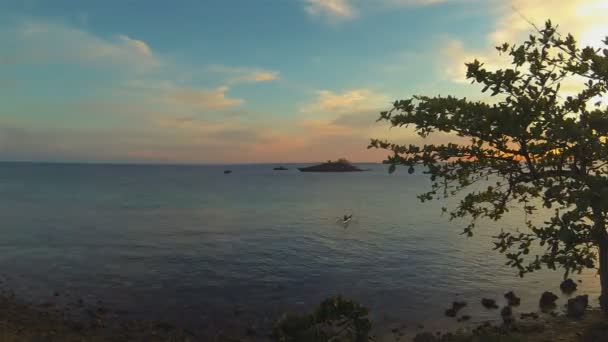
[1,287,607,341]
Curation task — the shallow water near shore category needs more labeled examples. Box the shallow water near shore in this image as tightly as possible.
[0,162,602,337]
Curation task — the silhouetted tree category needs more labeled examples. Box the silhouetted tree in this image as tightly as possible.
[370,21,608,309]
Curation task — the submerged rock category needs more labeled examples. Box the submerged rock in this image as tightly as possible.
[504,291,521,306]
[539,291,558,309]
[481,298,499,309]
[567,295,589,318]
[501,306,514,324]
[560,278,578,294]
[445,301,467,317]
[457,315,471,322]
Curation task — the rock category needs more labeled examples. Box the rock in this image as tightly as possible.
[445,301,467,317]
[560,279,578,294]
[72,322,85,331]
[413,332,439,342]
[245,326,257,337]
[452,301,467,310]
[481,298,499,309]
[457,315,471,322]
[517,321,546,333]
[501,306,514,324]
[504,291,521,306]
[567,295,589,318]
[520,312,539,320]
[39,302,54,308]
[539,291,558,309]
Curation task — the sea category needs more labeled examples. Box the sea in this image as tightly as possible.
[0,162,601,338]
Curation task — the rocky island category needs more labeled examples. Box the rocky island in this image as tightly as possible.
[298,159,364,172]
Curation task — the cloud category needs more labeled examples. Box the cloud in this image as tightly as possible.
[167,86,243,110]
[382,0,447,6]
[1,19,159,70]
[303,0,448,21]
[304,0,356,19]
[439,38,510,83]
[118,35,153,57]
[491,0,608,48]
[439,0,608,84]
[207,65,280,84]
[332,110,380,128]
[301,89,390,114]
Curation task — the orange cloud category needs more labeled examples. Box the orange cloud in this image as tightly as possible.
[301,89,390,114]
[207,65,280,84]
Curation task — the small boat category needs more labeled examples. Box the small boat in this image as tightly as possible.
[338,214,353,228]
[224,170,232,174]
[273,166,289,171]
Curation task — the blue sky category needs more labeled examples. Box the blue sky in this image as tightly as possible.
[1,0,606,163]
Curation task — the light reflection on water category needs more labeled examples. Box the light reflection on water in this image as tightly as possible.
[0,162,600,336]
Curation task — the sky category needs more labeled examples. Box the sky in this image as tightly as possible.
[0,0,607,164]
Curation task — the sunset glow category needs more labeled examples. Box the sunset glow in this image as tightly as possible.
[1,0,607,164]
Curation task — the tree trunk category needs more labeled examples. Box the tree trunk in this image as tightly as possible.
[593,206,608,311]
[599,240,608,311]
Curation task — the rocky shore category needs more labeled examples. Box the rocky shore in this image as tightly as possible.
[408,308,608,342]
[0,279,606,341]
[0,292,195,342]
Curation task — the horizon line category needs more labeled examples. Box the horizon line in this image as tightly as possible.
[0,160,386,167]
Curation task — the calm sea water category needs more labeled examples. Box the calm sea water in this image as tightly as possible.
[0,162,601,337]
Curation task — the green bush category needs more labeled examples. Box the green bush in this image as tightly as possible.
[273,295,373,342]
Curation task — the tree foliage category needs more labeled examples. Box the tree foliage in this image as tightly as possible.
[273,295,373,342]
[370,21,608,280]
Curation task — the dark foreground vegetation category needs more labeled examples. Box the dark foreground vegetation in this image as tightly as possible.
[2,292,608,342]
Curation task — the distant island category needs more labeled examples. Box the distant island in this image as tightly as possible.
[273,166,289,171]
[298,159,364,172]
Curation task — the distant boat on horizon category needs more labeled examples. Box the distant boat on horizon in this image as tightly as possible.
[273,166,289,171]
[223,170,232,174]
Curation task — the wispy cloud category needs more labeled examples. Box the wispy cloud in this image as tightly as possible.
[303,0,448,21]
[381,0,447,7]
[301,89,390,114]
[207,65,280,84]
[1,19,159,70]
[118,35,153,57]
[167,86,243,110]
[304,0,356,19]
